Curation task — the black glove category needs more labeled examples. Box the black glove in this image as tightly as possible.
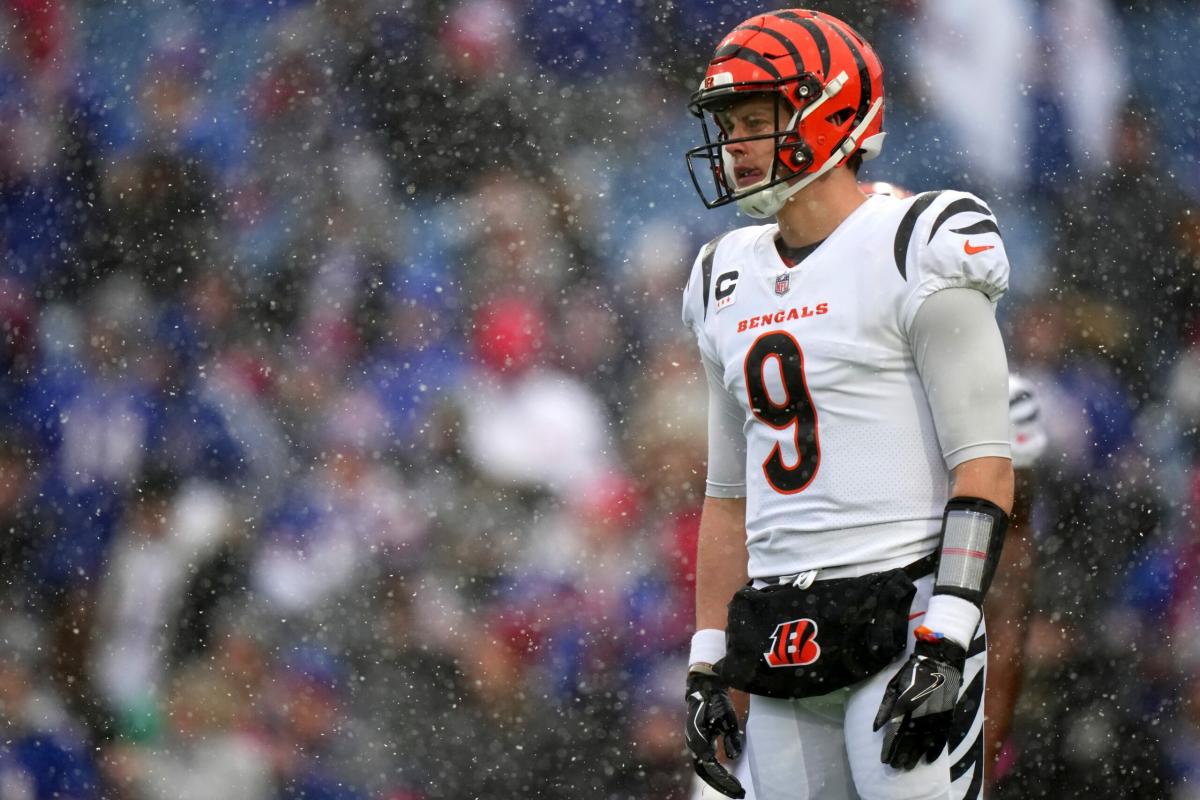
[684,669,745,799]
[872,636,966,770]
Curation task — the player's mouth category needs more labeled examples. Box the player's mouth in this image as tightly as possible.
[734,165,766,188]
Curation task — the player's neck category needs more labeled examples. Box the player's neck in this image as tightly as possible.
[774,169,868,248]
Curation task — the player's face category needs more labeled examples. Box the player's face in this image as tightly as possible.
[715,96,784,189]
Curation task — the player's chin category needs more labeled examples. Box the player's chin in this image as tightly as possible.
[735,171,766,189]
[732,174,769,196]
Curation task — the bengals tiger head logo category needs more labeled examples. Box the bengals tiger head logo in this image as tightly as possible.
[764,618,821,668]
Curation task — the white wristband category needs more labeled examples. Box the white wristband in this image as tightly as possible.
[923,594,982,649]
[689,628,727,668]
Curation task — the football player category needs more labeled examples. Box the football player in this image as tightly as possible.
[680,9,1014,800]
[691,374,1048,799]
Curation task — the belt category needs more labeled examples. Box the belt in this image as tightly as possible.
[902,552,938,580]
[760,552,939,590]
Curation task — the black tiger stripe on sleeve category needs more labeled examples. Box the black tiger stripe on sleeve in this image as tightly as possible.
[951,219,1001,237]
[892,191,944,280]
[893,192,1002,281]
[926,197,996,244]
[700,233,730,320]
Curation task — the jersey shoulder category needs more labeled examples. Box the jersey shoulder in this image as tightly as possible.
[892,189,1010,329]
[681,224,773,330]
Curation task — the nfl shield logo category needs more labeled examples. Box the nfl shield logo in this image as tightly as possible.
[774,272,790,296]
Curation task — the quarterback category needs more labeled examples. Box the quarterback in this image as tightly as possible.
[680,9,1014,800]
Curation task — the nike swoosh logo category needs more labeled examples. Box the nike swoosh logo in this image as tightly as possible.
[908,671,946,703]
[963,240,995,255]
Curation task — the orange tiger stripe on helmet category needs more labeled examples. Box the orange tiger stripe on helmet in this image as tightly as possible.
[685,9,887,217]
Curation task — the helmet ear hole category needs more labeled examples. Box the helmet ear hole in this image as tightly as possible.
[826,107,855,126]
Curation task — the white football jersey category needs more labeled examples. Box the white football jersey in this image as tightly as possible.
[682,191,1010,579]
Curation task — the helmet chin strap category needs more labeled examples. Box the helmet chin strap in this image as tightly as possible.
[736,97,884,219]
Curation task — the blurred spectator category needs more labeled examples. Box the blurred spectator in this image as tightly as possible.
[266,647,368,800]
[86,152,216,300]
[0,433,41,604]
[1050,104,1200,395]
[458,295,615,495]
[625,332,708,514]
[105,661,274,800]
[905,0,1127,192]
[346,0,541,199]
[362,257,465,457]
[91,471,235,729]
[253,386,427,616]
[0,614,101,800]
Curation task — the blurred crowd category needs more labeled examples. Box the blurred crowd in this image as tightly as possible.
[1,0,1199,798]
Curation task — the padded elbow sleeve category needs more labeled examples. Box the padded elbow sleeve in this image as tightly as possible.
[933,496,1009,607]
